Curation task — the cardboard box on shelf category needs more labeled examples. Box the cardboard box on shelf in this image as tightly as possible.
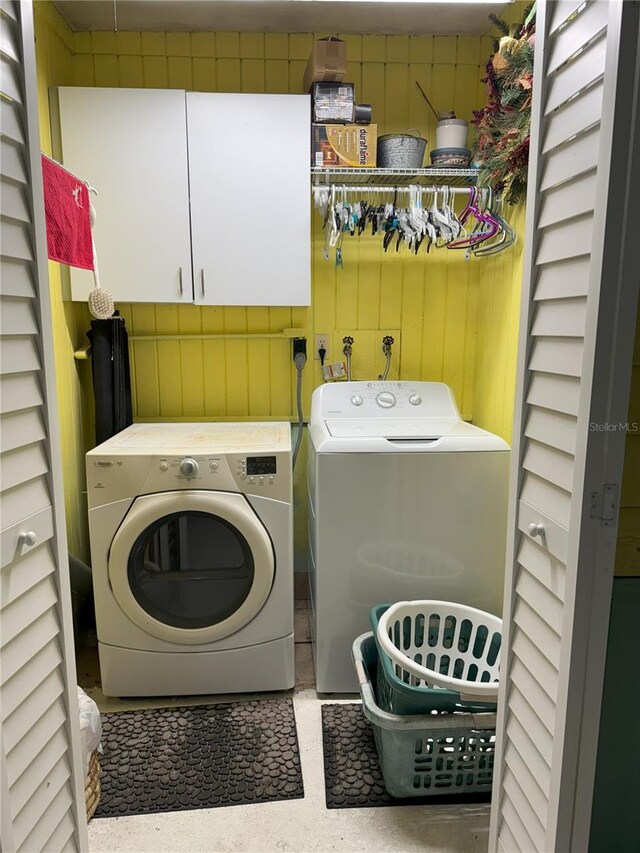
[312,82,355,124]
[312,124,377,168]
[303,38,347,93]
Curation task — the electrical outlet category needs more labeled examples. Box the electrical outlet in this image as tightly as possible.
[315,334,329,360]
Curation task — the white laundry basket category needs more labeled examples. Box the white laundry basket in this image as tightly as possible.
[376,600,502,702]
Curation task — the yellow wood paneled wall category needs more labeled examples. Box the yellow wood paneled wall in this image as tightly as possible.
[68,28,495,427]
[472,203,526,444]
[33,1,92,562]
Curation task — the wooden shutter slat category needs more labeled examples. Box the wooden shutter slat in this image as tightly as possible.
[1,477,50,530]
[517,569,564,636]
[531,297,587,338]
[0,13,19,62]
[522,439,574,492]
[1,536,55,595]
[1,179,30,222]
[1,608,59,686]
[2,639,62,727]
[527,373,580,417]
[528,336,583,378]
[509,684,554,766]
[0,258,35,298]
[11,727,68,818]
[548,0,586,35]
[14,765,72,851]
[0,338,41,375]
[543,81,604,154]
[521,471,571,527]
[545,35,606,116]
[517,532,567,598]
[539,124,600,192]
[42,810,76,853]
[1,52,22,102]
[512,628,559,703]
[501,792,541,853]
[524,406,577,456]
[547,0,608,74]
[0,138,27,184]
[0,218,33,262]
[1,576,58,646]
[0,297,37,335]
[536,213,593,266]
[0,407,45,453]
[5,697,66,786]
[514,596,562,670]
[502,765,547,846]
[0,373,44,414]
[538,169,597,229]
[534,255,590,300]
[510,657,556,735]
[0,441,49,492]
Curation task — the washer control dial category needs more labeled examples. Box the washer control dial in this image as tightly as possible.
[210,460,219,471]
[409,394,422,406]
[179,458,199,477]
[159,461,169,472]
[376,391,396,408]
[351,394,363,406]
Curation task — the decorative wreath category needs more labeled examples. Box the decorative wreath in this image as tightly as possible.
[472,4,536,205]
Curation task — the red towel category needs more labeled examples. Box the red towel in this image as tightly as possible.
[41,155,94,270]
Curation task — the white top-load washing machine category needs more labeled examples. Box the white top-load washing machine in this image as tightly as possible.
[308,381,510,693]
[87,422,294,697]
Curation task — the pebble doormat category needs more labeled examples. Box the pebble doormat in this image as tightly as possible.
[322,704,491,809]
[95,699,304,818]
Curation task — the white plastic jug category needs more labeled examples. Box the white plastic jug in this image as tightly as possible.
[436,118,468,150]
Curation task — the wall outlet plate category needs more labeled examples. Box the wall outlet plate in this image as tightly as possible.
[315,334,329,360]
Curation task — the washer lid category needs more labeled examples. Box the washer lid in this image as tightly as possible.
[325,417,474,439]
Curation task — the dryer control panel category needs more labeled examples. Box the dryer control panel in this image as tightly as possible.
[86,450,291,507]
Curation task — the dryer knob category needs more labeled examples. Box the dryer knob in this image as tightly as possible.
[180,458,199,477]
[376,391,396,408]
[409,394,422,406]
[351,394,363,406]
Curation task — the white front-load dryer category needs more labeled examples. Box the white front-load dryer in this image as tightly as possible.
[86,423,294,697]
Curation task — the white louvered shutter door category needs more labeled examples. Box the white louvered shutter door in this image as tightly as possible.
[0,2,87,851]
[490,2,640,852]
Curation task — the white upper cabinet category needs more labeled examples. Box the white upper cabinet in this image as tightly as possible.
[57,87,193,304]
[186,93,311,306]
[56,88,310,306]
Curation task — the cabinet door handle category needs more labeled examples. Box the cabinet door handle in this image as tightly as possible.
[200,269,205,298]
[179,267,184,296]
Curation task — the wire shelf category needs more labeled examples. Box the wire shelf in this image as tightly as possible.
[311,166,481,188]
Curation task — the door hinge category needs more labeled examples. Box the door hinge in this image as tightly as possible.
[589,484,619,526]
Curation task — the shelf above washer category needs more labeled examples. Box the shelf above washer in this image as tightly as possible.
[311,166,481,188]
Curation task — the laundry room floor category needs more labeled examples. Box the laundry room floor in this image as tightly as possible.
[78,594,490,853]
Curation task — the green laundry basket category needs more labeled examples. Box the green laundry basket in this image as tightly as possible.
[370,604,498,715]
[353,632,496,799]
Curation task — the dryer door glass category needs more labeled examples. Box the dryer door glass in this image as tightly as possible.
[127,511,255,629]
